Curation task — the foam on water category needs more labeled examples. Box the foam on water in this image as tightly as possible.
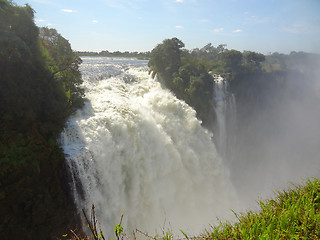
[60,58,238,236]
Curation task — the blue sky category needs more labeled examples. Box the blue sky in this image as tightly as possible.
[14,0,320,54]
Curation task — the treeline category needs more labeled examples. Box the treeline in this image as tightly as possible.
[0,0,83,238]
[148,37,320,130]
[77,50,150,59]
[148,38,216,129]
[147,38,266,129]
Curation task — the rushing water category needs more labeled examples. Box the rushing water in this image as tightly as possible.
[60,57,238,236]
[213,74,237,166]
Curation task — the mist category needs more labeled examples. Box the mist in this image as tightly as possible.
[225,57,320,207]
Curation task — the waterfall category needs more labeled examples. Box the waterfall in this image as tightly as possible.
[213,75,237,165]
[60,57,238,237]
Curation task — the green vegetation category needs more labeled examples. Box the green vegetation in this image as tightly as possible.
[66,178,320,240]
[204,178,320,239]
[0,0,83,238]
[39,27,84,111]
[148,38,216,129]
[147,38,267,130]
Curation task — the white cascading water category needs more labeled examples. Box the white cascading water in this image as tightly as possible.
[213,75,237,165]
[60,57,238,237]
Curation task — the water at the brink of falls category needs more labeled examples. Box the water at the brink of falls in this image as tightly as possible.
[60,57,238,237]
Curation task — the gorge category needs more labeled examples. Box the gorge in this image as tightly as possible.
[60,57,238,236]
[60,55,320,237]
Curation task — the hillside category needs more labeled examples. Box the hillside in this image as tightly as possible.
[0,1,84,238]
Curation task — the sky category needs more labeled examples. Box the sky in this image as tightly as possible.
[14,0,320,54]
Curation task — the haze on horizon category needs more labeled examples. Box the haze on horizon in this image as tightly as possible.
[14,0,320,54]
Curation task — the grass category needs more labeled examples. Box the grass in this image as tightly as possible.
[203,178,320,239]
[63,178,320,240]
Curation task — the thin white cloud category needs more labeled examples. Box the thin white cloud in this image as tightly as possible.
[105,1,125,9]
[92,20,99,23]
[232,29,242,33]
[282,24,301,34]
[176,0,184,2]
[62,9,75,13]
[199,19,209,23]
[253,16,270,24]
[32,0,54,5]
[105,0,144,10]
[282,21,320,34]
[212,28,224,33]
[176,25,184,29]
[36,18,45,23]
[247,15,270,25]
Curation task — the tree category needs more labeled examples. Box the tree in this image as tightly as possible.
[243,51,265,72]
[39,27,84,109]
[217,44,227,54]
[148,37,185,85]
[1,1,82,238]
[149,38,215,129]
[220,49,243,72]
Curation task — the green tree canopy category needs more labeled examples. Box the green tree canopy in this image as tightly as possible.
[39,27,84,109]
[148,37,184,82]
[148,38,215,129]
[243,51,265,72]
[220,49,243,72]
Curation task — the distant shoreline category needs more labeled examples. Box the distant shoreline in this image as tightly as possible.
[76,51,150,60]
